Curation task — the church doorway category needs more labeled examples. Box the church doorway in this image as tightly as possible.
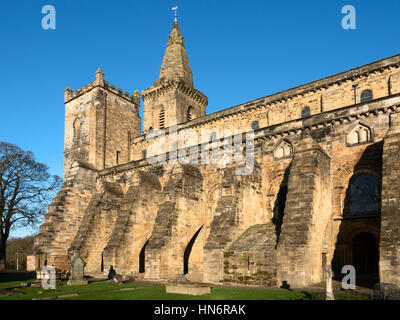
[183,226,203,275]
[353,232,379,280]
[332,169,381,286]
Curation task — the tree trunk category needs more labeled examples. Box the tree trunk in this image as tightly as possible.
[0,239,6,270]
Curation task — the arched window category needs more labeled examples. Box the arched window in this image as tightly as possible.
[346,173,380,217]
[187,106,193,122]
[301,107,310,118]
[159,108,165,129]
[251,121,259,130]
[274,140,293,159]
[73,118,80,141]
[361,90,373,103]
[346,124,371,146]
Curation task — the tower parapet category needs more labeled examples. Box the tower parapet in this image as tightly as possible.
[63,69,142,180]
[64,76,140,115]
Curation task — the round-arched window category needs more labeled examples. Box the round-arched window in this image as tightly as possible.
[251,121,259,130]
[301,107,310,118]
[346,173,380,217]
[361,90,373,103]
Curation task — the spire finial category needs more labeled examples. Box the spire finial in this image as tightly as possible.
[172,6,178,22]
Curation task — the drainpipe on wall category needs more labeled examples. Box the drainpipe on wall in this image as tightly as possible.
[353,83,359,104]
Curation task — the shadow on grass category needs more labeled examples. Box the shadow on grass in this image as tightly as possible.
[0,272,35,283]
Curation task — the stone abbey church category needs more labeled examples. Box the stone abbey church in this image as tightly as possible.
[27,18,400,289]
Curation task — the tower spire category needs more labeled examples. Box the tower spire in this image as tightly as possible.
[158,13,193,87]
[142,10,208,133]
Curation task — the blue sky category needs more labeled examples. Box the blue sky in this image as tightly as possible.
[1,0,399,237]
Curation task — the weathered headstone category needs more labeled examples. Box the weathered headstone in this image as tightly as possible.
[67,255,88,286]
[175,275,189,283]
[113,274,123,283]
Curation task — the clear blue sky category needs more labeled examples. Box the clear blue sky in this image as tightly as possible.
[1,0,399,237]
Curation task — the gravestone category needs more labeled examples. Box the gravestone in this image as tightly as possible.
[67,255,88,285]
[113,274,123,283]
[175,275,189,283]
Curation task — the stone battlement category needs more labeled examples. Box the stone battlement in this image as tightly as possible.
[64,68,140,105]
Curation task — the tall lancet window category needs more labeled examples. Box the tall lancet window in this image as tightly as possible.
[73,118,80,142]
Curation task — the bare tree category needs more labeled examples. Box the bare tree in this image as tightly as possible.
[6,235,35,270]
[0,142,61,270]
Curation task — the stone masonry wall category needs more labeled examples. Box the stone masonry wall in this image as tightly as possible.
[104,170,162,275]
[203,164,264,284]
[223,224,277,286]
[276,134,331,288]
[27,161,97,272]
[68,181,124,273]
[145,164,206,281]
[380,112,400,286]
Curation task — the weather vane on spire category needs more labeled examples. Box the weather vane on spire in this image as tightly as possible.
[172,6,178,22]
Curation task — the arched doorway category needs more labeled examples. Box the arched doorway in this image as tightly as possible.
[353,232,379,279]
[139,240,149,273]
[332,171,381,285]
[183,226,203,275]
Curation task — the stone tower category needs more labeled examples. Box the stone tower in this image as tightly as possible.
[63,69,141,179]
[142,20,208,133]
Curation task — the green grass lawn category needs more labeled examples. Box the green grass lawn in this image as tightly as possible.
[0,274,369,300]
